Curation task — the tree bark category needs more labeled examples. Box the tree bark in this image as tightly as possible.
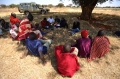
[80,0,98,21]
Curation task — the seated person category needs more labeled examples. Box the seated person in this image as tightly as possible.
[41,18,50,29]
[72,30,92,58]
[114,31,120,37]
[10,12,21,25]
[0,19,10,30]
[60,17,68,28]
[18,12,33,41]
[69,17,80,35]
[9,23,19,40]
[88,30,110,62]
[54,16,61,28]
[20,32,52,65]
[47,16,55,25]
[55,44,80,77]
[0,24,3,35]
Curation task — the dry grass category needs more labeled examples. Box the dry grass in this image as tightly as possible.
[0,7,120,79]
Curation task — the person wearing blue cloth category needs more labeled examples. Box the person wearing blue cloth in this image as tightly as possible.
[69,17,80,35]
[20,32,52,65]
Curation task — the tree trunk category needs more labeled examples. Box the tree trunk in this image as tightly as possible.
[80,6,93,20]
[80,0,98,21]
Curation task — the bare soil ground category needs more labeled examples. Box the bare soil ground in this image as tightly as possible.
[0,7,120,79]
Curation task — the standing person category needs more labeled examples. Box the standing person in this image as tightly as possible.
[60,17,68,28]
[88,30,110,62]
[72,30,92,58]
[69,17,80,35]
[55,44,80,77]
[18,12,33,42]
[20,32,52,66]
[10,12,21,25]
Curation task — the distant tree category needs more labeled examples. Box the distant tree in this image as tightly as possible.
[48,4,53,8]
[0,4,7,8]
[9,4,18,8]
[66,4,72,7]
[57,3,64,7]
[60,0,120,21]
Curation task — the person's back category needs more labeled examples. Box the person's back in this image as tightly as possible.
[72,30,91,57]
[72,21,80,29]
[10,12,21,25]
[88,30,110,61]
[55,44,80,77]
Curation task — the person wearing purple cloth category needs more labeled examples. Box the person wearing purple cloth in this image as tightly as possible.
[72,30,92,58]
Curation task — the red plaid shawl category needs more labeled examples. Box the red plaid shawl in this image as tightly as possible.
[18,18,32,40]
[88,36,110,61]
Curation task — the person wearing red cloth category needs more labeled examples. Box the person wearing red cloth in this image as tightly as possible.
[55,44,80,77]
[88,30,110,62]
[40,18,50,29]
[10,12,21,25]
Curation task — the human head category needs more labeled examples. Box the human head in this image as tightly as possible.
[34,23,39,29]
[43,18,47,21]
[50,16,52,18]
[0,19,5,24]
[81,30,88,38]
[97,30,104,36]
[29,32,37,40]
[27,12,33,21]
[63,43,71,52]
[11,12,16,18]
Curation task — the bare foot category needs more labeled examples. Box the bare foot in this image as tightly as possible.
[20,56,26,59]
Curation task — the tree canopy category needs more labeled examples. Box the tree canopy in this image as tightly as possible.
[60,0,120,21]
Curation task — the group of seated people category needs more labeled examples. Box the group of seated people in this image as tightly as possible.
[41,16,68,29]
[1,12,110,77]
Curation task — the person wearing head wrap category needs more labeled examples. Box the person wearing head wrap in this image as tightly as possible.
[18,12,34,41]
[88,30,110,62]
[10,12,21,25]
[55,43,80,77]
[72,30,92,58]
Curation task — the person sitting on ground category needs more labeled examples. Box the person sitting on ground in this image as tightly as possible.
[0,19,10,31]
[55,43,80,77]
[20,32,52,65]
[10,12,21,25]
[72,30,92,58]
[54,16,61,28]
[0,22,3,35]
[9,22,19,40]
[47,16,55,26]
[18,12,33,41]
[69,17,80,35]
[41,18,50,29]
[60,17,68,28]
[88,30,110,62]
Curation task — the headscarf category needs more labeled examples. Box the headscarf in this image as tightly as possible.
[81,30,88,38]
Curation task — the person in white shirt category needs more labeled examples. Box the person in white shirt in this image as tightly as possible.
[47,16,55,25]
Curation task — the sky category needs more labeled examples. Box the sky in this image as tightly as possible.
[0,0,120,7]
